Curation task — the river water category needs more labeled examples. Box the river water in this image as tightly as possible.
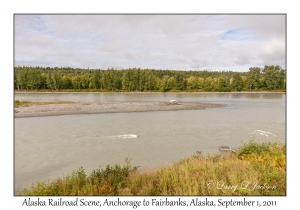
[14,92,286,192]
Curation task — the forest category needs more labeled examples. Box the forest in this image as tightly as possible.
[14,65,286,92]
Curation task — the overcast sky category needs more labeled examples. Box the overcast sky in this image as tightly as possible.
[14,14,286,71]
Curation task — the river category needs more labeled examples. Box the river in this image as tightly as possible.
[14,92,286,192]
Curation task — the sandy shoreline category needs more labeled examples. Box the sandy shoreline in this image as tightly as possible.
[14,101,224,118]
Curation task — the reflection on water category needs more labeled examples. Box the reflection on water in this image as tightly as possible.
[14,92,285,192]
[15,92,285,102]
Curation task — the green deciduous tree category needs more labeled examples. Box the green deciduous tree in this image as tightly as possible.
[197,77,204,89]
[51,70,62,91]
[261,65,285,90]
[167,77,176,90]
[204,77,213,91]
[247,67,261,91]
[187,76,198,90]
[61,75,72,89]
[72,76,81,90]
[230,73,244,91]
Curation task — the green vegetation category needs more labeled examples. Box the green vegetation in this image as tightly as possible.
[18,141,286,196]
[14,65,286,92]
[14,100,75,108]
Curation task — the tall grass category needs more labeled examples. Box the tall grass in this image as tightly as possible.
[18,141,286,196]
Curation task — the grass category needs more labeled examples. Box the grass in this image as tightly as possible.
[17,141,286,196]
[14,100,75,108]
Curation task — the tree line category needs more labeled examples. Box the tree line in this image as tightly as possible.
[14,65,286,92]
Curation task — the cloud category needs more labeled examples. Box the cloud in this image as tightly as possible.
[14,14,286,71]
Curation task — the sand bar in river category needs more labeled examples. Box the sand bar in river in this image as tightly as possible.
[14,101,224,118]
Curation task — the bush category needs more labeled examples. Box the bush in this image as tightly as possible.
[19,160,136,196]
[237,140,285,158]
[238,140,286,173]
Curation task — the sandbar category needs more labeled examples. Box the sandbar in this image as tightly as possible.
[14,101,225,118]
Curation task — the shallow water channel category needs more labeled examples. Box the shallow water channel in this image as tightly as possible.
[14,92,286,192]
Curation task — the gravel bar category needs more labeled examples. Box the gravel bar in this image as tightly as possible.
[14,101,224,118]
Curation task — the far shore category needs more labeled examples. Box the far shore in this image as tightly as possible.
[14,101,224,118]
[14,90,286,94]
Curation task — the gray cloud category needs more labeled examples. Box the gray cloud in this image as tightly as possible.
[14,14,286,71]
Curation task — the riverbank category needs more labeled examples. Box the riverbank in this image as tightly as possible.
[14,89,286,93]
[18,140,286,196]
[14,101,224,118]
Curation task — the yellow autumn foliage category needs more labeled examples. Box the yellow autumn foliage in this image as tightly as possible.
[240,150,286,171]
